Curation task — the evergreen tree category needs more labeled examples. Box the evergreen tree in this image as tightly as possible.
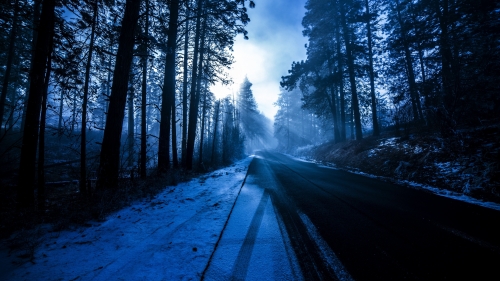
[17,0,56,208]
[96,0,141,189]
[237,77,272,152]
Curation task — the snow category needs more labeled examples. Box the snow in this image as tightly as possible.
[1,157,254,281]
[434,161,461,174]
[401,180,500,211]
[1,155,307,280]
[368,137,399,157]
[203,180,302,280]
[413,145,423,154]
[380,137,398,146]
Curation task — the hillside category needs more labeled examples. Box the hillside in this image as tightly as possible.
[293,125,500,203]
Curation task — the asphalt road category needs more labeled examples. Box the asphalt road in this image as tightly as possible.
[249,151,500,280]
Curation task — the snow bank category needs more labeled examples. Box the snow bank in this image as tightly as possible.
[1,157,253,281]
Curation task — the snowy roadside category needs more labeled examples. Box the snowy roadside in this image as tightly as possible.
[286,153,500,212]
[1,156,253,281]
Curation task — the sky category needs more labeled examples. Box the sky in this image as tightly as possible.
[210,0,308,120]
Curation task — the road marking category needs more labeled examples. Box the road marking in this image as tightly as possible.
[299,212,355,281]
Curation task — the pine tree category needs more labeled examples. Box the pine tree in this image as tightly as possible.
[96,0,141,189]
[17,0,56,208]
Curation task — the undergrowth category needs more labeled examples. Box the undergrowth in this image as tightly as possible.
[0,169,197,261]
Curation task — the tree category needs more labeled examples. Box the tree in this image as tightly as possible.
[140,0,149,178]
[274,88,321,151]
[81,0,98,196]
[185,0,206,170]
[158,0,180,173]
[237,77,272,152]
[184,0,254,169]
[386,0,422,123]
[180,5,190,167]
[17,0,56,208]
[96,0,141,190]
[0,0,20,131]
[339,0,363,140]
[364,0,379,136]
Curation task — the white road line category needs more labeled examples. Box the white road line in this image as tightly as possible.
[298,212,355,281]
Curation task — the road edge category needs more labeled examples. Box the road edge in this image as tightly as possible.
[200,156,254,280]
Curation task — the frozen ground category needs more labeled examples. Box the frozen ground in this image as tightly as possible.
[1,156,300,280]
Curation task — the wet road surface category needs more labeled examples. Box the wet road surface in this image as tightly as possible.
[250,151,500,280]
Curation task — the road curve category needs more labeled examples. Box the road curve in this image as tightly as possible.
[251,151,500,280]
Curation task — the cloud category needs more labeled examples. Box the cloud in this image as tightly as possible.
[210,0,308,120]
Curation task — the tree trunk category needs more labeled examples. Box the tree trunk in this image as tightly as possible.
[192,19,208,163]
[57,89,63,133]
[17,0,56,208]
[185,0,205,170]
[395,0,420,122]
[0,0,20,131]
[198,88,207,166]
[71,93,76,131]
[140,0,149,178]
[8,78,17,129]
[340,2,363,140]
[21,0,42,133]
[365,0,379,136]
[127,70,135,168]
[211,100,220,165]
[96,0,141,190]
[222,111,227,164]
[37,41,53,210]
[435,0,455,108]
[324,62,340,143]
[171,100,178,168]
[350,106,355,139]
[327,85,340,143]
[158,0,180,172]
[181,8,190,167]
[335,17,346,141]
[80,1,98,197]
[103,41,112,127]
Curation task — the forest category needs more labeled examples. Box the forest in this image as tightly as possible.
[273,0,499,201]
[0,0,273,217]
[1,0,500,277]
[275,0,500,149]
[1,0,499,238]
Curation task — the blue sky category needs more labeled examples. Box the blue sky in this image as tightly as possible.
[211,0,308,120]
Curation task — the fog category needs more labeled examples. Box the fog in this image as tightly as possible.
[210,0,308,121]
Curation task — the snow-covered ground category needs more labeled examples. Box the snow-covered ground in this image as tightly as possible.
[1,156,295,281]
[203,178,302,280]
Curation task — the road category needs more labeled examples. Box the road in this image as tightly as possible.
[249,151,500,280]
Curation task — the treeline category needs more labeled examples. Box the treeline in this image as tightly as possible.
[0,0,255,208]
[277,0,500,147]
[238,77,274,153]
[274,88,329,152]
